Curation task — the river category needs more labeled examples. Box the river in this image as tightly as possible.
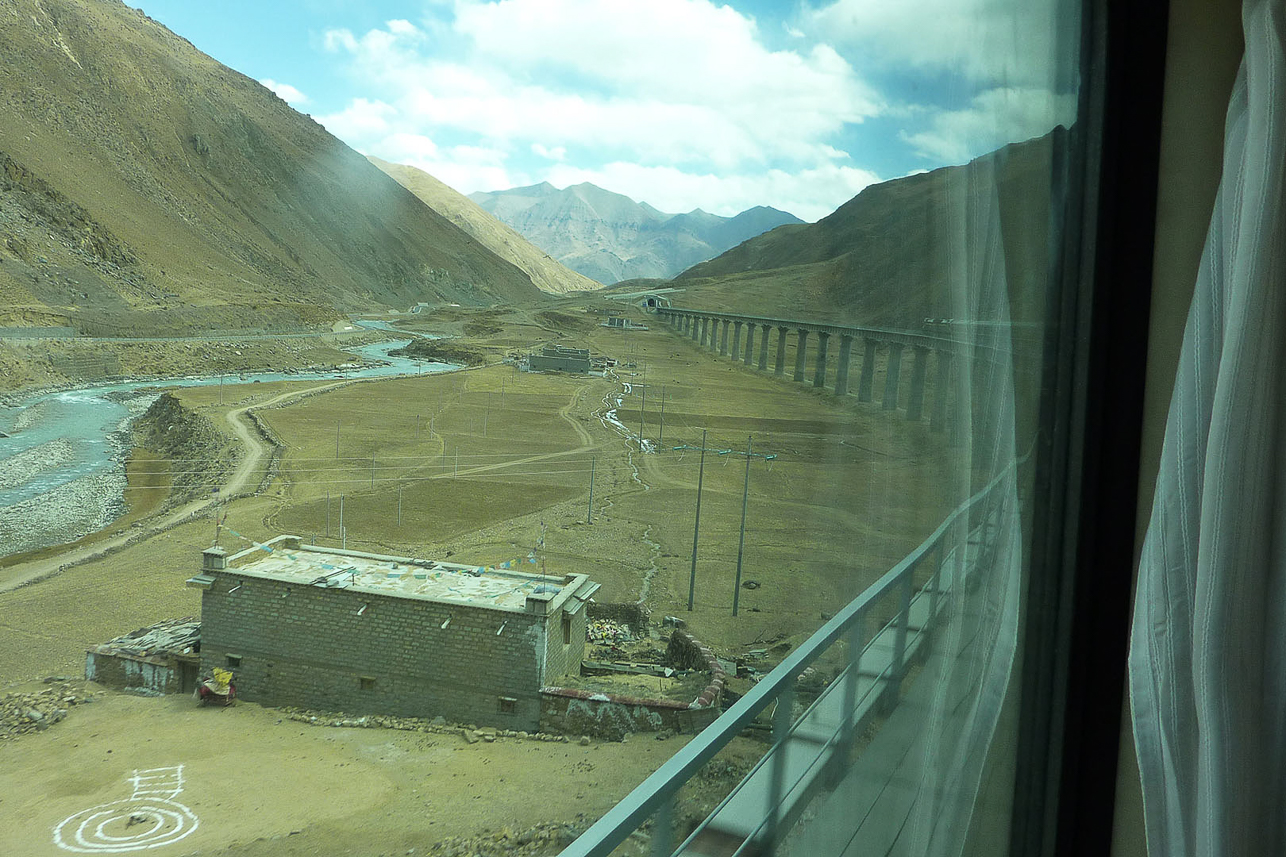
[0,338,452,558]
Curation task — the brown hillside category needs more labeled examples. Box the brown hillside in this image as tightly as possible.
[368,156,601,297]
[0,0,542,335]
[675,129,1066,328]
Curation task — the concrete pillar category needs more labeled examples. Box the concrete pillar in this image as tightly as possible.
[758,325,770,370]
[905,346,930,421]
[793,329,810,381]
[813,331,830,388]
[930,352,953,432]
[690,316,700,341]
[720,319,730,355]
[743,323,755,365]
[702,318,711,346]
[857,339,878,402]
[774,327,788,376]
[834,335,854,397]
[731,322,743,360]
[882,342,905,410]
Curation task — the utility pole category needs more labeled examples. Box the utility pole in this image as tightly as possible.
[673,430,732,611]
[326,491,330,537]
[340,494,346,549]
[730,436,778,616]
[370,452,375,488]
[639,384,646,447]
[587,456,595,524]
[398,486,403,527]
[658,386,666,448]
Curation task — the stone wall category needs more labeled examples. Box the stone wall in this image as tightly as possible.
[538,687,719,740]
[198,570,582,730]
[586,601,650,636]
[84,650,198,695]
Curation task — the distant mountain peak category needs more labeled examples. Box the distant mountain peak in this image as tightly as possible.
[471,180,802,285]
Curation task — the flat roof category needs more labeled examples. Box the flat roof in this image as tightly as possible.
[221,544,577,612]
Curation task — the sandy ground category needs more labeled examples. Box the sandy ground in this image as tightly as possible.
[0,688,732,857]
[0,304,958,855]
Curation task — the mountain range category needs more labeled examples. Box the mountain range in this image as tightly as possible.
[670,128,1067,328]
[368,157,600,296]
[0,0,543,335]
[469,182,802,285]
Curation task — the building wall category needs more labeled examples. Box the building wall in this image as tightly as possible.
[542,606,587,684]
[529,355,591,373]
[85,651,198,695]
[198,571,563,729]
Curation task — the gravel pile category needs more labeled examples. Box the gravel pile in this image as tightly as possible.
[424,815,590,857]
[281,709,576,745]
[0,437,74,491]
[0,678,96,740]
[0,467,126,556]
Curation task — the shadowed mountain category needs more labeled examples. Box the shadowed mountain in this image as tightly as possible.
[0,0,542,335]
[368,157,601,297]
[673,129,1068,328]
[469,182,802,285]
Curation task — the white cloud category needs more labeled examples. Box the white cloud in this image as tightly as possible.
[802,0,1077,89]
[259,78,310,106]
[542,161,881,222]
[317,0,881,215]
[316,98,397,138]
[532,143,567,161]
[901,87,1078,164]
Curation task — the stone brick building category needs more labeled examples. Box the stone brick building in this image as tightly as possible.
[187,536,598,730]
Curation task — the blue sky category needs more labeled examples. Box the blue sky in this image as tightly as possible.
[128,0,1078,221]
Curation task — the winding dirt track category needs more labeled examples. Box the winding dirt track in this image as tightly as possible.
[0,380,346,594]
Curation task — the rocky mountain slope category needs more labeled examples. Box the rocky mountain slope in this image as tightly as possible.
[0,0,543,336]
[469,182,801,285]
[368,157,601,296]
[672,129,1068,328]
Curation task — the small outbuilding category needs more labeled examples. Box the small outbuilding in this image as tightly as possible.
[85,618,202,695]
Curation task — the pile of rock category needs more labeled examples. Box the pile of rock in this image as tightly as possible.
[425,815,589,857]
[0,679,95,739]
[587,618,631,644]
[281,709,580,745]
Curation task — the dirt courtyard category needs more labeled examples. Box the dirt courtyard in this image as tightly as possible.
[0,687,746,857]
[0,302,958,856]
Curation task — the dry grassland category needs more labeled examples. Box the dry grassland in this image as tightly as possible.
[0,306,962,856]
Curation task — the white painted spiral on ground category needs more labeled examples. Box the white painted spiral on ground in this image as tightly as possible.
[53,798,199,853]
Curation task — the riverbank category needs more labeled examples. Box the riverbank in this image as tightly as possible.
[0,331,386,398]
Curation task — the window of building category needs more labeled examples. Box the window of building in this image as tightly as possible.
[225,654,242,668]
[360,676,376,691]
[498,697,517,715]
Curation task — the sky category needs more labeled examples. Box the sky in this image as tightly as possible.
[127,0,1080,222]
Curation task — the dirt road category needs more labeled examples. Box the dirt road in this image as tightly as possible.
[0,380,348,594]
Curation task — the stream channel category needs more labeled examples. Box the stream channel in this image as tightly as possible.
[0,336,453,558]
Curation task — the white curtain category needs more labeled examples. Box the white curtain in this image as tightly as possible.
[1129,1,1286,854]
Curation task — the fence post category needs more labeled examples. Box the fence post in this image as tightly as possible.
[888,570,914,710]
[764,685,796,855]
[831,616,866,788]
[651,792,675,857]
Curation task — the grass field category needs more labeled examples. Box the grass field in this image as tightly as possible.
[0,303,967,857]
[193,308,961,655]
